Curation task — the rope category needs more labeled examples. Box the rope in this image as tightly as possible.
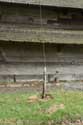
[39,2,47,97]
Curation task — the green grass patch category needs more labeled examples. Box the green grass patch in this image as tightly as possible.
[0,90,83,122]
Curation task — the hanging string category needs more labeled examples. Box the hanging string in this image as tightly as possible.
[39,2,47,98]
[39,1,71,120]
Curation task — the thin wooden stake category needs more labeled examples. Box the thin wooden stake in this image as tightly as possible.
[42,66,47,99]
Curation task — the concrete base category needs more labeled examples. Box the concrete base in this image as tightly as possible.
[0,42,83,82]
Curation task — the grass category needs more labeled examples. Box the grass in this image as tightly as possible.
[0,90,83,123]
